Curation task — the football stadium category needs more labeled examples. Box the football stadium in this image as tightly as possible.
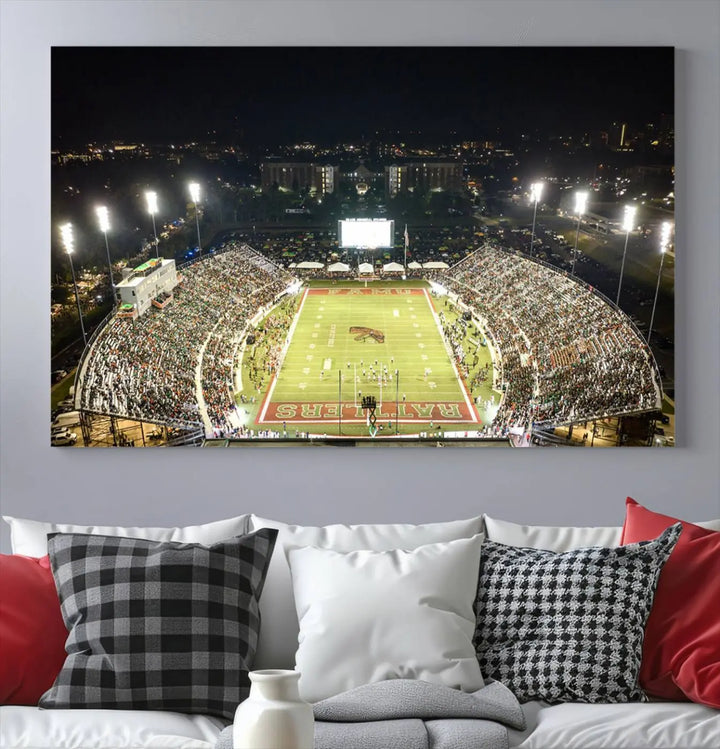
[69,218,663,447]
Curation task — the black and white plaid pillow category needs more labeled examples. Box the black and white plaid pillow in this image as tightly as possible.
[39,528,277,720]
[474,523,681,704]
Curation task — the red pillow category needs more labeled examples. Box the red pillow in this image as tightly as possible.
[621,498,720,707]
[0,554,68,704]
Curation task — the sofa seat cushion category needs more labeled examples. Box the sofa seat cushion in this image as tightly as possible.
[509,700,720,748]
[4,701,717,749]
[0,705,225,748]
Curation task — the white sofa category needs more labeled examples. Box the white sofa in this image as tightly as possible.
[1,512,719,749]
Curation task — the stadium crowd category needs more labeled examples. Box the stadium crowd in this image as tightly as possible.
[79,242,291,432]
[77,232,660,441]
[441,245,660,430]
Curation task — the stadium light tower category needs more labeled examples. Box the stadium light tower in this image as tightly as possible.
[188,182,202,256]
[571,191,588,277]
[648,221,672,345]
[528,181,544,257]
[615,204,637,307]
[60,223,87,347]
[145,190,159,258]
[95,205,115,301]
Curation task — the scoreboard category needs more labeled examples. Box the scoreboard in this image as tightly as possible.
[338,219,394,249]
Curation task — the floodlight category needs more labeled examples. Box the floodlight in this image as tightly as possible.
[60,221,87,346]
[96,205,110,233]
[649,221,673,345]
[188,182,201,203]
[575,191,588,216]
[60,223,74,254]
[528,182,544,257]
[660,221,672,252]
[622,205,637,233]
[530,182,544,203]
[145,190,158,215]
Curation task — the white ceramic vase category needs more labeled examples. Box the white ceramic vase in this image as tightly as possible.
[233,669,314,749]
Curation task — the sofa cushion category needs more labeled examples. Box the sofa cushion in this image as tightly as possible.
[482,515,622,550]
[482,513,720,552]
[2,514,251,556]
[474,524,681,704]
[39,530,277,721]
[508,699,720,748]
[0,555,67,705]
[0,705,225,748]
[248,514,483,669]
[288,535,485,702]
[622,498,720,707]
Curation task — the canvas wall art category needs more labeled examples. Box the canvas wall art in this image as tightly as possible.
[51,47,675,447]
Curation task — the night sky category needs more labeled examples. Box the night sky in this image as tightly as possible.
[52,47,673,147]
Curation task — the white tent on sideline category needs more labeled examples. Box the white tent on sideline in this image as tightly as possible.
[422,261,450,269]
[358,262,374,275]
[327,262,351,273]
[295,261,325,269]
[407,261,423,269]
[382,262,405,273]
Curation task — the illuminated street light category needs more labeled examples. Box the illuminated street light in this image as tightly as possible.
[528,181,544,257]
[188,182,202,256]
[145,190,159,257]
[95,205,115,302]
[571,191,589,277]
[648,222,672,345]
[59,223,87,347]
[615,204,637,307]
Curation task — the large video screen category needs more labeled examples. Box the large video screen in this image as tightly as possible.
[338,219,395,248]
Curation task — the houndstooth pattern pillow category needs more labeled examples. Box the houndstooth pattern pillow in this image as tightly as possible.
[39,529,277,720]
[474,523,681,704]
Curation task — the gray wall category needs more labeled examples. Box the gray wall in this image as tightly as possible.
[1,1,718,552]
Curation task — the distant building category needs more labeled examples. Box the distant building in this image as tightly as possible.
[260,158,461,197]
[385,161,462,196]
[116,258,178,318]
[260,161,339,194]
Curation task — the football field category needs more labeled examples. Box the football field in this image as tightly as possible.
[256,285,479,435]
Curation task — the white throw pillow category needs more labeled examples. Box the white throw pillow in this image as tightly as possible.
[288,535,485,703]
[2,514,250,556]
[249,515,483,670]
[482,514,720,552]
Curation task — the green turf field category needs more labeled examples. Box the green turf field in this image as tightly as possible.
[256,283,485,436]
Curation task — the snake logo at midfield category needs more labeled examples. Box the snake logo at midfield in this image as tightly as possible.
[349,326,385,343]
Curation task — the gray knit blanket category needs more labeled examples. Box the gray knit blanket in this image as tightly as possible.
[215,679,525,749]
